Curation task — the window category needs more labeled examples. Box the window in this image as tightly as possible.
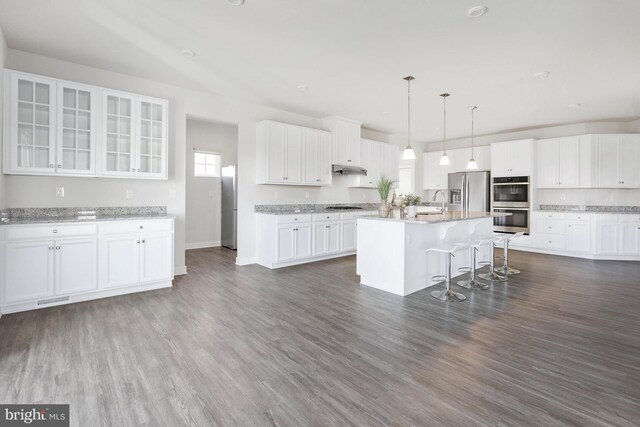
[194,151,221,177]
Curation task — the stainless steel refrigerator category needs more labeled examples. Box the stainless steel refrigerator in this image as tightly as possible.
[221,165,238,250]
[447,171,491,212]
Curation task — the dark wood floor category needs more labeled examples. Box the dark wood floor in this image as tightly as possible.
[1,248,639,426]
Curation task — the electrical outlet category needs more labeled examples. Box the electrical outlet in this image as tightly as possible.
[126,189,134,200]
[362,192,366,199]
[305,192,309,199]
[55,187,64,198]
[170,189,177,199]
[274,191,279,200]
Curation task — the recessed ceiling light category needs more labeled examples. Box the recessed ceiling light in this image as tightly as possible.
[534,71,550,78]
[181,49,196,58]
[467,6,488,18]
[568,103,582,108]
[297,84,308,91]
[226,0,244,5]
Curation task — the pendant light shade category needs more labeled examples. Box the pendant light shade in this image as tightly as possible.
[401,76,416,160]
[439,93,450,166]
[466,106,478,170]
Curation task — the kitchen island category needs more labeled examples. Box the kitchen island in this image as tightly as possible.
[356,211,510,296]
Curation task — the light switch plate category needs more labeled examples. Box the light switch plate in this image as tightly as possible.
[126,189,134,199]
[55,187,64,198]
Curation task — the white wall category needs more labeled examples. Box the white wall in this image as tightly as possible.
[3,49,396,267]
[185,119,237,248]
[421,121,640,207]
[0,26,7,209]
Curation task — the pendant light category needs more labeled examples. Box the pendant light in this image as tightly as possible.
[466,106,479,170]
[401,76,416,160]
[439,93,451,166]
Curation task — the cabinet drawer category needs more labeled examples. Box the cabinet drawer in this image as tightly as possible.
[620,214,640,223]
[537,234,566,249]
[100,219,173,235]
[312,213,340,222]
[275,214,311,224]
[535,212,567,220]
[6,224,98,240]
[596,214,619,223]
[567,213,590,221]
[536,219,566,235]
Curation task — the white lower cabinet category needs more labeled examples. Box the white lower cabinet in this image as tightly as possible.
[256,211,375,268]
[1,218,174,313]
[529,212,639,260]
[340,220,357,252]
[276,223,312,262]
[313,221,340,256]
[55,238,98,295]
[4,240,55,304]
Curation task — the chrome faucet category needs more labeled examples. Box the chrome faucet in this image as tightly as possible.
[433,190,447,213]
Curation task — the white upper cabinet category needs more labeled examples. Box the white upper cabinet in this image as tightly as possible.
[595,134,640,188]
[381,142,400,184]
[4,69,168,179]
[102,93,168,179]
[536,136,586,188]
[423,146,490,190]
[302,128,331,185]
[491,139,533,177]
[57,82,97,175]
[423,151,449,190]
[136,97,168,179]
[352,139,398,188]
[102,90,135,177]
[323,116,362,166]
[257,120,331,186]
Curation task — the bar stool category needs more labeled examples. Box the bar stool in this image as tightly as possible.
[476,237,508,282]
[427,244,469,302]
[493,232,524,276]
[456,240,490,290]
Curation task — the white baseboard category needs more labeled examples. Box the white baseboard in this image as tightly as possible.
[185,241,221,250]
[174,265,188,275]
[235,257,256,266]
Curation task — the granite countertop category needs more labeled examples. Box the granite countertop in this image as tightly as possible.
[357,211,510,225]
[1,214,176,225]
[535,205,640,215]
[255,203,380,215]
[256,208,378,215]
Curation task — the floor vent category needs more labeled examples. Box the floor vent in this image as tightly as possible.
[37,296,70,305]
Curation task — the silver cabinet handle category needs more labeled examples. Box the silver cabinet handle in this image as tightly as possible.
[49,246,54,250]
[137,169,141,172]
[57,164,62,168]
[49,164,54,168]
[141,240,145,243]
[136,240,140,244]
[131,168,135,172]
[56,246,61,250]
[139,225,143,229]
[52,229,58,233]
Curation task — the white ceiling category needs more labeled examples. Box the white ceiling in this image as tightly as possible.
[2,0,640,142]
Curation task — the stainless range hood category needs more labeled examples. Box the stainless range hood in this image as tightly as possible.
[332,164,367,176]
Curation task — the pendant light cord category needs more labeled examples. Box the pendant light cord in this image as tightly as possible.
[471,107,474,157]
[408,78,411,148]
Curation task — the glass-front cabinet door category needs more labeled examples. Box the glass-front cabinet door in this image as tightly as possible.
[8,73,57,173]
[57,82,96,174]
[136,97,167,179]
[102,90,136,176]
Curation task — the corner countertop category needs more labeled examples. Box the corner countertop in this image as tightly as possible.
[357,211,510,225]
[0,215,176,226]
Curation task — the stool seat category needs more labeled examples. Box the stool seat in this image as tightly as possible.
[493,232,524,276]
[426,244,467,302]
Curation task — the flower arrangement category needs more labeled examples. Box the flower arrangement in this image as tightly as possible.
[375,174,395,202]
[403,193,422,206]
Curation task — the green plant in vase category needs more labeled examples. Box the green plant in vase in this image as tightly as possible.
[403,193,422,218]
[375,174,395,218]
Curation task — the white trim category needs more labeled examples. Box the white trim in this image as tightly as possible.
[185,241,221,250]
[507,245,640,261]
[235,257,256,266]
[1,280,172,314]
[256,251,355,269]
[174,265,187,275]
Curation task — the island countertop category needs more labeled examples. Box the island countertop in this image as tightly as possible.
[357,211,510,224]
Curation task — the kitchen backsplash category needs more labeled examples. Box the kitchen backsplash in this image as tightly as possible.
[536,188,640,206]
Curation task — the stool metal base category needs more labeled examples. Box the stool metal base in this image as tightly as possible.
[431,289,466,302]
[457,278,490,290]
[477,271,507,282]
[494,266,520,275]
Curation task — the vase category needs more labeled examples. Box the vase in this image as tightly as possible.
[378,202,390,218]
[407,205,417,218]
